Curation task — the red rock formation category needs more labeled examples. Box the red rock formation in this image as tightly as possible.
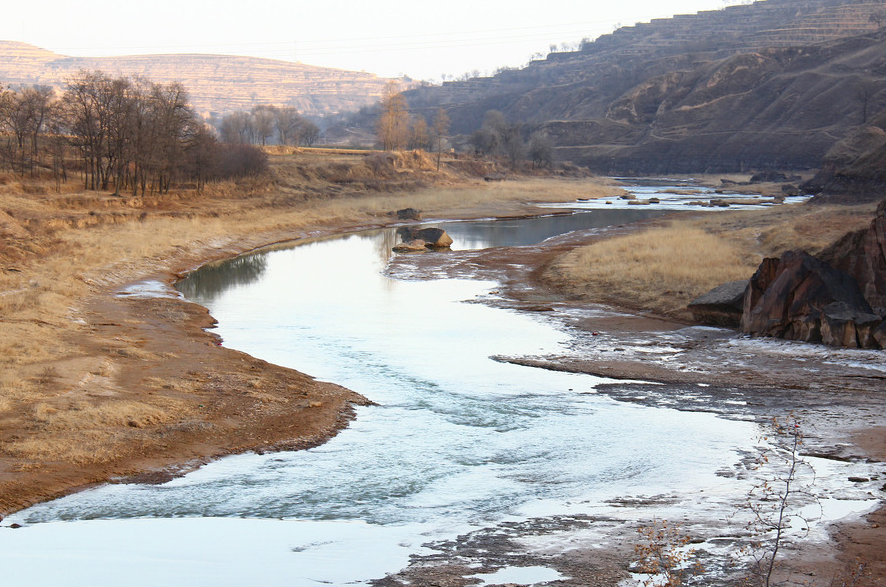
[740,250,882,348]
[818,200,886,311]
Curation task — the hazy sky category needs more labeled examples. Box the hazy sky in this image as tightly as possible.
[4,0,746,80]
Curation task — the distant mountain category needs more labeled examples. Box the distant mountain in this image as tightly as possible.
[0,41,397,118]
[404,0,886,174]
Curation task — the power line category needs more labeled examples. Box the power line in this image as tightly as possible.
[47,19,620,57]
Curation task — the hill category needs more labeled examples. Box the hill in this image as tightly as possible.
[0,41,396,118]
[404,0,886,175]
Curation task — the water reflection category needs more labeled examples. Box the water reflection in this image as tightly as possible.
[176,255,269,301]
[177,210,667,300]
[437,209,665,249]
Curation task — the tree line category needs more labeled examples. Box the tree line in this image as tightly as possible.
[216,105,320,147]
[470,109,553,169]
[373,82,553,170]
[0,71,270,195]
[375,81,450,169]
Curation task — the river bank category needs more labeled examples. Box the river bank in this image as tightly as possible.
[0,153,623,515]
[1,155,884,584]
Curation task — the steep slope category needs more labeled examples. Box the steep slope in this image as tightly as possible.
[405,0,886,174]
[0,41,395,117]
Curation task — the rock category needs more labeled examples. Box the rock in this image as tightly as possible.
[741,250,883,348]
[392,239,428,253]
[817,199,886,312]
[648,197,661,204]
[688,280,748,327]
[750,170,788,183]
[874,321,886,349]
[820,301,883,348]
[395,208,422,221]
[395,227,454,249]
[781,184,800,197]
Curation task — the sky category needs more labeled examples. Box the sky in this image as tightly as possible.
[4,0,749,81]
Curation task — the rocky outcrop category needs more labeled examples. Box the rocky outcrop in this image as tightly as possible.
[740,250,883,348]
[817,200,886,311]
[801,124,886,203]
[688,280,748,327]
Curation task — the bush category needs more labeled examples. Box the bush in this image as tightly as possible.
[217,144,269,179]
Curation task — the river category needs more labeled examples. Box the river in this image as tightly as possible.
[0,190,874,586]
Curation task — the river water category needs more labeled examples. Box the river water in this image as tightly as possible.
[0,200,861,586]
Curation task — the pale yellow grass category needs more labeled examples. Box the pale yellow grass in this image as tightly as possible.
[552,224,761,316]
[32,398,182,431]
[7,432,145,465]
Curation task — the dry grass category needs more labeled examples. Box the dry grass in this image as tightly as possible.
[3,397,185,464]
[7,432,143,465]
[551,224,761,316]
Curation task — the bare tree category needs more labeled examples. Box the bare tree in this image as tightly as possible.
[300,119,320,146]
[151,82,195,194]
[273,106,303,146]
[432,107,450,171]
[409,115,430,150]
[528,131,554,169]
[251,105,276,146]
[218,111,252,144]
[62,70,116,190]
[376,81,409,151]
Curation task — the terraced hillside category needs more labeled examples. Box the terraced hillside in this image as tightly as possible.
[0,41,396,117]
[404,0,886,174]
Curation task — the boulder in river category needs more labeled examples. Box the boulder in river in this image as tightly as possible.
[393,227,454,253]
[396,227,453,249]
[688,280,748,327]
